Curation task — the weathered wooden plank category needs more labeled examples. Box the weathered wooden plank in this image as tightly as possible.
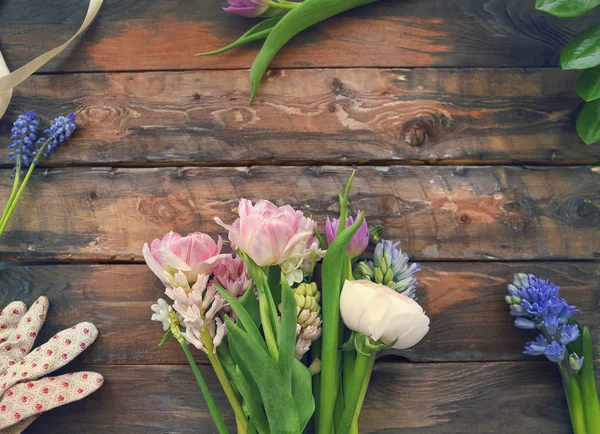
[0,166,597,261]
[0,0,598,71]
[1,69,598,165]
[26,362,577,433]
[0,263,596,364]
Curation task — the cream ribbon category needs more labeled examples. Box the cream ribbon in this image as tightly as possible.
[0,0,103,119]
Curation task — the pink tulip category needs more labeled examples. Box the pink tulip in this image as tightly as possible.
[211,257,251,299]
[215,199,316,267]
[326,212,368,259]
[142,231,229,285]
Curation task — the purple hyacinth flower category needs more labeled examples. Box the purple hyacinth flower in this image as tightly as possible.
[544,341,566,363]
[223,0,270,17]
[523,334,548,356]
[326,211,368,259]
[559,324,580,345]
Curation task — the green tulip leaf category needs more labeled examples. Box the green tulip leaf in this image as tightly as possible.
[292,359,315,432]
[231,363,270,434]
[215,284,267,352]
[536,0,600,17]
[576,65,600,101]
[196,16,283,57]
[240,281,261,328]
[241,252,280,342]
[561,24,600,70]
[576,99,600,144]
[319,211,365,433]
[248,0,378,102]
[226,317,300,432]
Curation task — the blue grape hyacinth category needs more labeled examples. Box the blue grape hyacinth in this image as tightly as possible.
[8,111,40,167]
[354,239,421,299]
[0,111,77,239]
[506,273,582,368]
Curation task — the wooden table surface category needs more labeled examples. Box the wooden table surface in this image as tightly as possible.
[0,0,599,432]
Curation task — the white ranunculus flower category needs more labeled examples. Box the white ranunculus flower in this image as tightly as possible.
[340,280,430,349]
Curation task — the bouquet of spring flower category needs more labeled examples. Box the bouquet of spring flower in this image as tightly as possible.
[506,274,600,434]
[145,172,430,433]
[0,111,77,240]
[197,0,378,102]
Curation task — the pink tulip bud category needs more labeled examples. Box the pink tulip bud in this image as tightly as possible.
[215,199,316,267]
[325,212,369,259]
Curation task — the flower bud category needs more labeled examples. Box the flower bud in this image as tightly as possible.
[569,353,584,373]
[369,225,384,244]
[309,357,321,375]
[292,282,322,359]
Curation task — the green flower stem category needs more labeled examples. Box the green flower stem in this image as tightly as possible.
[338,351,376,433]
[267,0,296,9]
[259,292,279,362]
[0,139,51,239]
[176,336,229,434]
[0,153,22,228]
[200,327,248,434]
[350,353,376,431]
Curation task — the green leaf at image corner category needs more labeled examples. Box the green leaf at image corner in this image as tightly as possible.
[536,0,600,18]
[561,24,600,70]
[576,65,600,101]
[196,16,283,57]
[576,99,600,144]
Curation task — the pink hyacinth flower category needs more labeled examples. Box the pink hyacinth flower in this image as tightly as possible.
[142,231,229,285]
[211,257,251,299]
[326,212,368,259]
[215,199,315,267]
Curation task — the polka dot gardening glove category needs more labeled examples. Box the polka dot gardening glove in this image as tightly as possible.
[0,296,103,433]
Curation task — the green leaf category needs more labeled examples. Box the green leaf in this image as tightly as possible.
[225,340,271,434]
[338,170,356,226]
[248,0,378,102]
[576,65,600,101]
[318,212,366,434]
[243,253,280,342]
[561,24,600,70]
[231,363,270,434]
[214,284,268,353]
[566,376,587,434]
[240,282,261,328]
[580,327,600,432]
[576,99,600,144]
[278,273,297,385]
[196,16,283,56]
[292,359,315,432]
[226,318,300,432]
[158,329,173,346]
[536,0,600,17]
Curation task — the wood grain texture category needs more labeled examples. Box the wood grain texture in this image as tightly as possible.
[0,0,598,72]
[0,166,597,261]
[0,263,596,364]
[25,362,579,433]
[1,69,599,166]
